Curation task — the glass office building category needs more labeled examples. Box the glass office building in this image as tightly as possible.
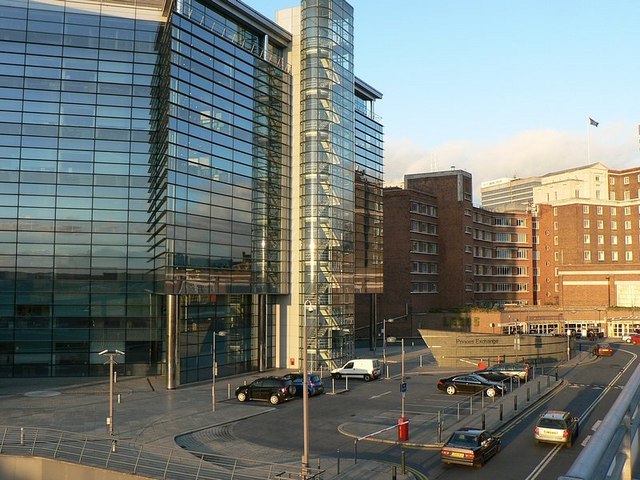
[0,0,383,386]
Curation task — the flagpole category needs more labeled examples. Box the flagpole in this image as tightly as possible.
[587,117,591,163]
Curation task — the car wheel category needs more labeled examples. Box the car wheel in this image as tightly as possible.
[486,388,496,398]
[363,374,371,382]
[446,385,456,395]
[269,394,280,405]
[332,373,341,379]
[237,391,247,402]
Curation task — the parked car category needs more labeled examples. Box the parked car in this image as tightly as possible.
[235,377,295,405]
[473,369,509,382]
[628,335,640,345]
[622,334,632,343]
[594,343,614,357]
[535,410,579,447]
[330,358,381,381]
[437,374,504,398]
[475,362,531,382]
[440,428,501,467]
[281,373,325,396]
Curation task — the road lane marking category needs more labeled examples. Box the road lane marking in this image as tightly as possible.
[581,434,592,447]
[525,351,637,480]
[592,420,602,431]
[370,391,392,399]
[525,444,562,480]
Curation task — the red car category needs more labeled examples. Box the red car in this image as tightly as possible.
[630,335,640,345]
[594,343,614,357]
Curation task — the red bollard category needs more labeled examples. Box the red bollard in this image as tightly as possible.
[398,417,409,441]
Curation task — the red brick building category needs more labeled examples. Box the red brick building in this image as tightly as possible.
[364,164,640,343]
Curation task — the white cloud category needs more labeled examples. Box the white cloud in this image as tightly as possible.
[384,123,639,203]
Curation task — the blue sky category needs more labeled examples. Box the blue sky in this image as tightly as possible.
[245,1,639,201]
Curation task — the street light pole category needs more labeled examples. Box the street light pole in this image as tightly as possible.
[302,300,314,479]
[382,318,387,367]
[383,318,394,378]
[98,349,124,438]
[212,330,227,412]
[401,338,406,418]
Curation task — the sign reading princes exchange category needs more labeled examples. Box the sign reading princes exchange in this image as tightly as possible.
[418,329,568,368]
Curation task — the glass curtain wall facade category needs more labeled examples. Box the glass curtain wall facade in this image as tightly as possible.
[0,0,383,384]
[157,0,291,385]
[0,0,165,377]
[353,80,384,341]
[0,0,291,382]
[299,0,356,369]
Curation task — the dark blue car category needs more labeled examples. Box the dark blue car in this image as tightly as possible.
[282,373,325,396]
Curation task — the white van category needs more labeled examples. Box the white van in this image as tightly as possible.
[330,358,381,381]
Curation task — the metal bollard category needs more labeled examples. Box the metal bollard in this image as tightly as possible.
[392,465,397,480]
[117,393,121,404]
[537,380,541,395]
[402,449,406,474]
[437,421,442,443]
[514,395,518,411]
[527,387,530,402]
[337,449,340,475]
[482,413,486,429]
[228,383,231,400]
[499,403,503,421]
[20,427,24,446]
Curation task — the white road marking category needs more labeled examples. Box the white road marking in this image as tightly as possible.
[370,391,392,399]
[525,352,637,480]
[592,420,602,431]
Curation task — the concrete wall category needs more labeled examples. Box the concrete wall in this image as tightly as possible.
[419,328,571,368]
[0,456,151,480]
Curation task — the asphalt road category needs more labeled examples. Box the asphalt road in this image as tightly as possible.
[428,341,638,480]
[218,341,638,480]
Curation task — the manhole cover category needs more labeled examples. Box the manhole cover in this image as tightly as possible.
[24,391,61,398]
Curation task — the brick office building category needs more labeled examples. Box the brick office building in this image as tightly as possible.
[374,170,533,341]
[535,165,640,324]
[373,163,640,342]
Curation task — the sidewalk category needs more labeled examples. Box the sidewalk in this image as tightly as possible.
[0,348,593,479]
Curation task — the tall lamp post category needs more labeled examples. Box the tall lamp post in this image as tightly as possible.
[98,349,124,438]
[302,300,314,479]
[212,330,227,412]
[382,318,393,370]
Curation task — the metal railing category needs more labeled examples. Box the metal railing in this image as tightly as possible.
[0,426,323,480]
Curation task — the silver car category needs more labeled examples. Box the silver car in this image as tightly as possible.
[535,410,579,447]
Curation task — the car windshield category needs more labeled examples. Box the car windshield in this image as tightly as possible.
[449,433,479,447]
